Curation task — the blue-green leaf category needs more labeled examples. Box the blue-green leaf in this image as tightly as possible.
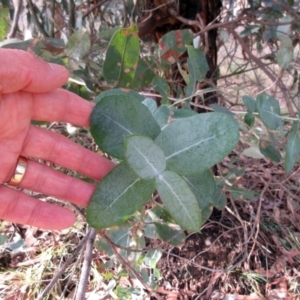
[155,113,239,175]
[90,94,161,159]
[259,139,281,162]
[156,171,201,232]
[87,162,156,229]
[124,135,166,179]
[257,93,282,130]
[285,121,300,173]
[183,169,216,208]
[242,95,256,113]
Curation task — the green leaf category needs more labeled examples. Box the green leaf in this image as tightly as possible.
[259,139,281,162]
[103,25,140,88]
[144,249,162,268]
[210,104,234,116]
[124,135,166,179]
[153,77,170,98]
[244,112,255,128]
[183,169,216,208]
[213,189,227,209]
[240,25,261,37]
[66,29,91,60]
[87,162,155,229]
[276,38,293,69]
[156,171,201,232]
[242,95,256,113]
[154,223,186,246]
[185,46,209,96]
[285,121,300,173]
[0,7,9,41]
[159,29,193,64]
[257,93,282,130]
[201,206,213,223]
[90,94,161,159]
[153,105,170,129]
[155,113,239,175]
[142,98,157,114]
[132,58,155,88]
[169,107,197,119]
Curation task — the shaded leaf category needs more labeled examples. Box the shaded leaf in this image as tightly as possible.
[257,93,282,130]
[185,46,209,96]
[259,139,281,162]
[153,105,170,129]
[242,95,256,113]
[103,25,140,87]
[124,135,166,179]
[159,29,193,64]
[154,222,186,246]
[285,121,300,173]
[132,58,155,88]
[94,89,144,104]
[244,112,255,128]
[87,162,156,229]
[66,30,91,60]
[183,169,216,208]
[142,98,157,114]
[213,189,227,209]
[153,77,170,98]
[90,94,160,159]
[201,206,213,224]
[156,171,201,232]
[155,113,239,175]
[169,107,197,119]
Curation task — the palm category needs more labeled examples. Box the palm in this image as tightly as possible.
[0,49,114,229]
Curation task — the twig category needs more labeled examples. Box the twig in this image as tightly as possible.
[82,0,108,19]
[68,0,75,35]
[37,230,90,300]
[229,28,296,118]
[99,231,163,300]
[247,182,269,261]
[7,0,22,39]
[27,0,49,38]
[75,228,97,300]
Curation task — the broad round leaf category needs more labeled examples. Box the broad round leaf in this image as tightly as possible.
[256,93,282,130]
[87,162,156,229]
[124,135,166,179]
[183,169,216,208]
[90,94,161,159]
[155,113,239,175]
[156,171,201,232]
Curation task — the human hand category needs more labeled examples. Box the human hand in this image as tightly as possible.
[0,49,114,230]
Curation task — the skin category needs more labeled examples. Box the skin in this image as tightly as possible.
[0,49,115,230]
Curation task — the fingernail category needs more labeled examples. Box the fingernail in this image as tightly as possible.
[48,62,67,73]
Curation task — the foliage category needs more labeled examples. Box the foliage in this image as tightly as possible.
[1,0,300,298]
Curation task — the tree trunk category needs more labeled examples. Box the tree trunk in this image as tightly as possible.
[138,0,222,109]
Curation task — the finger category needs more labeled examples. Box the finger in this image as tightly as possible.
[21,160,96,207]
[0,49,69,94]
[22,125,115,181]
[0,185,76,230]
[31,89,94,128]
